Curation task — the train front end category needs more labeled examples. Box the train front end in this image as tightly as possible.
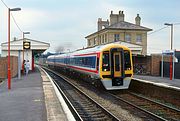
[99,44,133,90]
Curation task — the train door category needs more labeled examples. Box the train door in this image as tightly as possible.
[111,48,124,86]
[113,52,122,77]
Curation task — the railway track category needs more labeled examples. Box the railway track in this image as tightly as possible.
[43,67,119,121]
[110,91,180,121]
[42,66,179,121]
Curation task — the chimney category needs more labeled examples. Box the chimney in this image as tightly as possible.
[135,14,141,26]
[97,18,109,31]
[118,11,125,22]
[13,37,17,41]
[98,18,102,31]
[110,10,118,25]
[110,10,125,25]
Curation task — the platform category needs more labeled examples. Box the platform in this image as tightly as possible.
[0,67,70,121]
[133,75,180,90]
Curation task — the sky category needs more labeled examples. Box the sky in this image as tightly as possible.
[0,0,180,54]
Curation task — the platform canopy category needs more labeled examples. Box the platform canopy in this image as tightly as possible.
[1,38,50,70]
[1,38,50,51]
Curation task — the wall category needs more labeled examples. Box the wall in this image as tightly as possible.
[151,54,170,76]
[0,56,18,79]
[86,29,147,55]
[2,50,32,70]
[133,54,171,76]
[0,57,7,78]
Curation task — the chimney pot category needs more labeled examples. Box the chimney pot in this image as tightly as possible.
[135,14,141,26]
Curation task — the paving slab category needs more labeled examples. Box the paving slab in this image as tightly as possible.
[39,67,68,121]
[0,69,46,121]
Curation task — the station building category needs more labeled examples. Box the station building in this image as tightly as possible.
[85,10,152,55]
[1,38,50,71]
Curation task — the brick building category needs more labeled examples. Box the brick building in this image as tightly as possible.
[85,10,152,55]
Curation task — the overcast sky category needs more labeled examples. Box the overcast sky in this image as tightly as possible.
[0,0,180,54]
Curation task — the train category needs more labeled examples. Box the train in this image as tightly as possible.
[46,43,133,90]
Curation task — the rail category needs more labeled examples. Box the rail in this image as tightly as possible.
[42,66,120,121]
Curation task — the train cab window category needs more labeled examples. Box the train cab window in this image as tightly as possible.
[115,54,120,71]
[102,51,110,71]
[96,57,99,70]
[124,51,131,70]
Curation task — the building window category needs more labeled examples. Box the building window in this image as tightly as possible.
[94,38,96,45]
[102,35,104,44]
[88,40,91,46]
[91,40,93,46]
[98,36,101,45]
[105,34,107,43]
[125,34,131,42]
[114,34,120,42]
[99,36,101,44]
[136,34,142,44]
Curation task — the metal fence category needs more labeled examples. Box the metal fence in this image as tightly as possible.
[134,64,148,75]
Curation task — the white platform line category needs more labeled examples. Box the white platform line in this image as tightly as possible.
[133,78,180,91]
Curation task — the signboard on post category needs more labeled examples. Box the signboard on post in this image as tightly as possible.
[23,41,31,49]
[162,50,174,55]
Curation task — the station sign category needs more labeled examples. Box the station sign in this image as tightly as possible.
[162,50,174,55]
[23,41,31,49]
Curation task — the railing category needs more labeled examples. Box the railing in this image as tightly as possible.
[134,64,148,75]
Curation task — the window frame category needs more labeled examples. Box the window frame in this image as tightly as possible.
[102,51,110,71]
[114,34,120,42]
[125,34,131,42]
[136,34,142,44]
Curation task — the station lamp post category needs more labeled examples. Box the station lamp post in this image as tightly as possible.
[8,7,21,90]
[23,32,30,39]
[164,23,173,50]
[22,32,30,74]
[164,23,174,80]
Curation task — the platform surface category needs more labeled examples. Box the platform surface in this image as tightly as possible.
[39,67,68,121]
[133,75,180,90]
[0,68,68,121]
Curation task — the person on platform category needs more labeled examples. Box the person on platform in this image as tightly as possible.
[22,60,26,74]
[25,60,30,75]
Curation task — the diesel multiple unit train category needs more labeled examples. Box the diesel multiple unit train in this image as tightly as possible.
[47,43,133,90]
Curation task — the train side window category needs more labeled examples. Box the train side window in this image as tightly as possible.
[102,52,110,71]
[124,50,131,70]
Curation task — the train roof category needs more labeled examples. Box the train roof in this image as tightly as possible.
[47,43,130,58]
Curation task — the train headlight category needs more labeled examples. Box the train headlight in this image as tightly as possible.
[126,68,131,70]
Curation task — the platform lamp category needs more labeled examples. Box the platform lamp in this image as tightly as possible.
[164,23,173,50]
[8,7,21,90]
[22,32,30,74]
[164,23,174,80]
